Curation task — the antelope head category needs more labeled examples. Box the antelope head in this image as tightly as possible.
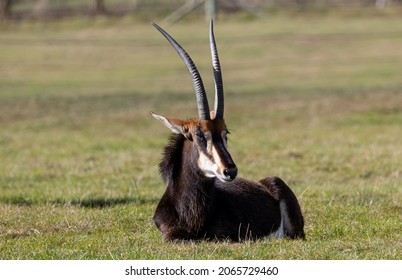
[151,21,238,182]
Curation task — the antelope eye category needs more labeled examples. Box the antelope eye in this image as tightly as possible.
[195,127,205,139]
[195,127,208,150]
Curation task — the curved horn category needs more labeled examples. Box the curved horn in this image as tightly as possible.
[209,20,224,120]
[152,22,210,120]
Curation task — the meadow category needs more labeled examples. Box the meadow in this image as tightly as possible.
[1,13,402,259]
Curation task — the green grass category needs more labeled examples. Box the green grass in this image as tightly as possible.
[1,15,402,259]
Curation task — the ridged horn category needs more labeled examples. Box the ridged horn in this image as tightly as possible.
[152,22,210,120]
[209,19,224,120]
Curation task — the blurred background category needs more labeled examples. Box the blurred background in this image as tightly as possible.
[1,0,402,21]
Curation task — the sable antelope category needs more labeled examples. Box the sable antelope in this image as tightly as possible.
[151,21,305,242]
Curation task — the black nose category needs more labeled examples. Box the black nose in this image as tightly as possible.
[223,166,238,180]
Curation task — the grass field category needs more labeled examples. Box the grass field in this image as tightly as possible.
[1,14,402,259]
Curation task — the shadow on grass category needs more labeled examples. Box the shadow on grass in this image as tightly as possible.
[1,196,159,208]
[69,197,158,208]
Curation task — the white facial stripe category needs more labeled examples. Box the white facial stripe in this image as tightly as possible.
[197,142,229,180]
[196,131,216,177]
[197,152,217,178]
[196,129,233,181]
[212,145,225,173]
[205,131,213,152]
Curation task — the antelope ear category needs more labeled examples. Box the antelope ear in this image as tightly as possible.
[151,112,185,135]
